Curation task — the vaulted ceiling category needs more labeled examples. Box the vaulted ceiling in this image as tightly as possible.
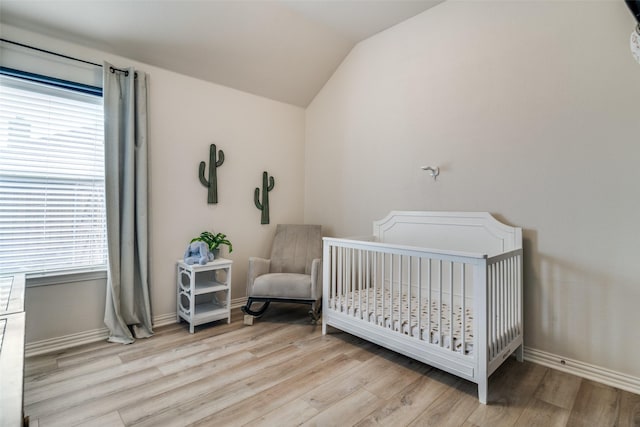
[0,1,443,107]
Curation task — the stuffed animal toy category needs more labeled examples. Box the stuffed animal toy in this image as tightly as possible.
[183,241,214,265]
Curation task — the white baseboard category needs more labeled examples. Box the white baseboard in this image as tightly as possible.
[524,347,640,395]
[25,297,249,357]
[25,327,110,357]
[230,297,248,310]
[152,312,179,328]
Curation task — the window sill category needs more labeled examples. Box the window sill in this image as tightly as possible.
[26,269,107,288]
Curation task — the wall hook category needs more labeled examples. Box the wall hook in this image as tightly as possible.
[421,165,440,181]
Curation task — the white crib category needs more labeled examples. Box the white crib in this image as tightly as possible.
[322,211,523,404]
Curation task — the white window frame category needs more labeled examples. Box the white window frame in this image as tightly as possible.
[0,70,107,283]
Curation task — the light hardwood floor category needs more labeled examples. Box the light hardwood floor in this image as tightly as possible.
[24,305,640,427]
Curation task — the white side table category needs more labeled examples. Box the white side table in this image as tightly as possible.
[177,258,232,333]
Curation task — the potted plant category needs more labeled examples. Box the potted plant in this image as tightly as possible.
[191,231,233,257]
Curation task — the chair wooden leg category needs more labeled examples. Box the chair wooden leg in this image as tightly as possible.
[308,301,322,324]
[241,298,271,318]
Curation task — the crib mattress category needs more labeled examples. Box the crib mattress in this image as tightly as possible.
[329,288,474,355]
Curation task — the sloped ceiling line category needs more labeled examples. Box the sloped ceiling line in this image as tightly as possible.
[0,0,443,107]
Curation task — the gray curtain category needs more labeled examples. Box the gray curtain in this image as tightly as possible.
[103,62,153,344]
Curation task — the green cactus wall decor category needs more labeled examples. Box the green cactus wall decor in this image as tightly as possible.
[254,171,275,224]
[199,144,225,204]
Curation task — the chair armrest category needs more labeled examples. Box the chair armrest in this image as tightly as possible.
[310,258,322,300]
[247,257,270,295]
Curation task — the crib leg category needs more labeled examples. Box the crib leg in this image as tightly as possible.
[478,379,488,404]
[515,344,524,362]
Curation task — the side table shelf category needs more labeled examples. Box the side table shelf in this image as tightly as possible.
[177,258,233,333]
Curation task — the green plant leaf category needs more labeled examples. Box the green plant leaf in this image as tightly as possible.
[190,231,232,253]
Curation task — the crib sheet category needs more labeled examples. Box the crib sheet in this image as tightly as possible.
[330,287,474,355]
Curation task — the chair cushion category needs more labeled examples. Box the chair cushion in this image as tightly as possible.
[270,224,322,275]
[251,273,312,299]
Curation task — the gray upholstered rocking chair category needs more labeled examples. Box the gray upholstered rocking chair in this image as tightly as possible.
[242,224,322,324]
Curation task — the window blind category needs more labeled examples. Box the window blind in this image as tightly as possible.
[0,74,106,276]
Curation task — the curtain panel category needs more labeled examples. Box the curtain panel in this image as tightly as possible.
[103,62,153,343]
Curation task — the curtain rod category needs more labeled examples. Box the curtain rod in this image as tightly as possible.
[0,38,130,75]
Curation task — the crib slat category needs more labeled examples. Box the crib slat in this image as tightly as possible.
[337,247,342,310]
[513,257,517,337]
[498,261,506,351]
[504,259,510,342]
[373,251,378,323]
[496,262,501,353]
[344,247,348,311]
[515,256,520,335]
[508,257,514,341]
[350,249,355,314]
[407,256,412,337]
[515,256,520,336]
[340,247,345,312]
[394,254,399,330]
[438,260,442,348]
[427,259,432,344]
[512,256,517,337]
[417,258,422,340]
[357,249,362,319]
[496,263,501,356]
[365,250,370,321]
[503,259,509,342]
[382,252,386,327]
[336,246,342,309]
[345,247,349,312]
[449,261,453,351]
[388,254,393,329]
[461,263,465,354]
[339,247,342,310]
[505,260,509,345]
[393,254,397,330]
[495,263,500,357]
[487,265,495,359]
[502,260,507,348]
[395,255,399,331]
[398,255,402,333]
[489,264,495,359]
[492,262,496,354]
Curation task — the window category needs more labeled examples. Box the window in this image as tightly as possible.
[0,73,106,276]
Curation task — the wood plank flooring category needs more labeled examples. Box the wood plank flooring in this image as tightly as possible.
[23,304,640,427]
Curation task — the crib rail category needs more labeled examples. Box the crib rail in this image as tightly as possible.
[486,249,523,370]
[322,237,523,366]
[322,237,488,356]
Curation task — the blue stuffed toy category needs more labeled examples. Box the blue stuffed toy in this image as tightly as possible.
[183,241,214,265]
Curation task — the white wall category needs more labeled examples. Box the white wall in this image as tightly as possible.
[1,25,305,344]
[305,1,640,379]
